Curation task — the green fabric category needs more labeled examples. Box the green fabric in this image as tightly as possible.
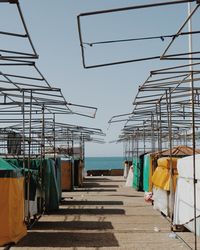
[132,156,143,191]
[17,159,24,168]
[143,154,150,192]
[4,159,39,200]
[0,159,22,178]
[24,169,37,201]
[74,159,79,187]
[132,158,139,190]
[55,157,62,201]
[5,159,20,169]
[43,159,59,212]
[31,159,41,170]
[3,158,60,211]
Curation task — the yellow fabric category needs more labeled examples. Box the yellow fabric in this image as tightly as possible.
[0,177,27,246]
[152,167,170,190]
[152,157,178,191]
[157,157,178,169]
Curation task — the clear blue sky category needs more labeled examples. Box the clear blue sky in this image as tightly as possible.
[1,0,199,156]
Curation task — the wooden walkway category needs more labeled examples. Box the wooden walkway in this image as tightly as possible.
[4,176,198,250]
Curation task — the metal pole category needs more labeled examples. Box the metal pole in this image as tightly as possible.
[39,105,45,213]
[71,133,74,190]
[188,2,193,67]
[151,113,155,152]
[27,90,32,223]
[191,71,197,250]
[22,91,26,221]
[82,137,85,178]
[156,104,160,151]
[188,4,197,248]
[143,121,146,153]
[159,102,163,152]
[53,114,56,162]
[166,89,174,228]
[131,135,133,160]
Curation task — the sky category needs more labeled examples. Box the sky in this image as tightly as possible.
[1,0,199,157]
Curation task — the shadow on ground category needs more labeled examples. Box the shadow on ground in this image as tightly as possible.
[74,189,117,192]
[109,194,143,198]
[84,178,124,183]
[84,177,111,181]
[61,200,123,206]
[32,221,113,230]
[82,182,119,188]
[53,208,125,215]
[16,232,119,248]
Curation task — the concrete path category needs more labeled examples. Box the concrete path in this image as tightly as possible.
[6,176,198,249]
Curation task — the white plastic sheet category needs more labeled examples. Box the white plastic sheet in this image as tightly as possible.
[123,164,129,179]
[173,177,200,225]
[25,188,40,217]
[177,154,200,179]
[153,187,168,215]
[125,166,133,187]
[152,186,174,216]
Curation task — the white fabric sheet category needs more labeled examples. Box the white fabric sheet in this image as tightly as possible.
[153,186,174,216]
[173,177,200,225]
[125,166,133,187]
[153,187,168,215]
[123,164,129,179]
[25,189,39,217]
[177,154,200,179]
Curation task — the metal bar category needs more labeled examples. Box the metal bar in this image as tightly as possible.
[0,30,26,37]
[78,0,195,17]
[77,14,86,68]
[83,56,160,69]
[143,121,146,153]
[0,0,18,3]
[0,49,36,58]
[151,61,200,74]
[84,30,200,46]
[16,2,38,57]
[161,4,200,59]
[27,90,33,223]
[71,132,74,190]
[22,91,26,220]
[40,105,45,214]
[1,72,43,81]
[191,71,197,250]
[163,89,174,229]
[53,114,56,162]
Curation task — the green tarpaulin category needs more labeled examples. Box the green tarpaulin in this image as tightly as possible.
[143,154,150,192]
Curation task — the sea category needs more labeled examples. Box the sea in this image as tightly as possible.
[85,156,124,171]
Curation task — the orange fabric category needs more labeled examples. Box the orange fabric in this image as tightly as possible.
[61,161,72,191]
[0,177,27,246]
